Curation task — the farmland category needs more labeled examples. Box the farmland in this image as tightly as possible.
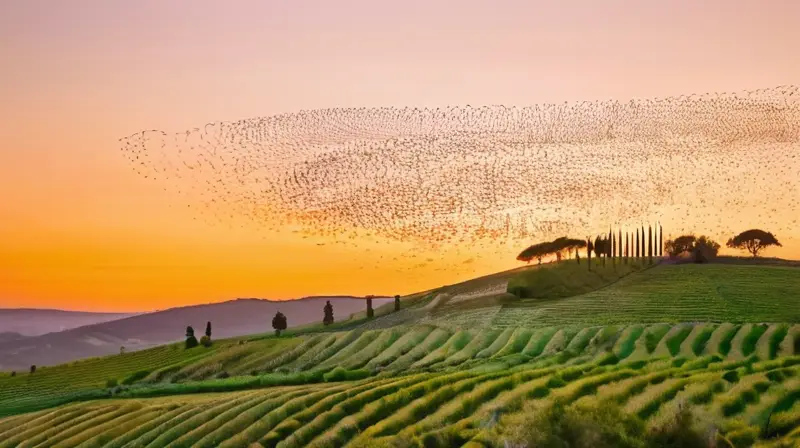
[2,263,800,446]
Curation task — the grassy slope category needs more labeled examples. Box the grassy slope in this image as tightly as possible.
[490,263,800,327]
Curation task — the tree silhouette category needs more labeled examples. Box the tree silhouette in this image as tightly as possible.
[659,224,663,257]
[323,301,334,326]
[694,236,721,263]
[593,236,603,259]
[648,225,653,264]
[611,231,616,267]
[635,229,640,258]
[618,229,623,258]
[30,365,36,374]
[665,234,720,262]
[625,232,629,264]
[205,321,212,339]
[517,241,553,264]
[726,229,782,258]
[665,235,697,257]
[366,296,374,318]
[394,295,401,312]
[517,237,585,265]
[587,237,593,270]
[272,311,287,336]
[642,225,646,259]
[185,326,198,349]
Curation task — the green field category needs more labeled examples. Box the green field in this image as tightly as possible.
[2,263,800,446]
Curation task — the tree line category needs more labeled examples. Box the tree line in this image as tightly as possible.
[516,227,782,267]
[516,224,665,269]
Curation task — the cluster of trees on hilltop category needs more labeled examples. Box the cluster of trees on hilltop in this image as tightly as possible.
[654,229,780,264]
[516,226,783,268]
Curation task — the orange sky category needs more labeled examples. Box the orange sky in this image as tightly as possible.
[1,0,799,312]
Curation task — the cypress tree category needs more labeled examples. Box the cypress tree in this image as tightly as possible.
[659,224,663,257]
[611,231,616,267]
[367,296,374,318]
[618,229,623,258]
[601,235,606,267]
[323,301,334,326]
[587,237,592,271]
[649,225,653,264]
[640,226,644,259]
[394,295,401,312]
[636,229,640,258]
[625,231,629,264]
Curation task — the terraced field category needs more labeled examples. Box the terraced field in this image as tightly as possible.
[3,351,800,447]
[0,337,301,416]
[3,321,800,445]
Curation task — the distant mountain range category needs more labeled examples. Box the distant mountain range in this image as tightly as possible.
[0,296,390,371]
[0,309,137,336]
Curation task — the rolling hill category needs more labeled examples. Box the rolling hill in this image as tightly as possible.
[2,261,800,446]
[0,296,390,371]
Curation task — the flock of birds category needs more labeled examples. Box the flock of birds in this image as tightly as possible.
[119,86,799,267]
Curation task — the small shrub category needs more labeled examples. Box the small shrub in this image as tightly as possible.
[216,371,230,379]
[29,365,36,374]
[10,371,15,377]
[106,378,118,388]
[185,336,199,349]
[200,335,212,347]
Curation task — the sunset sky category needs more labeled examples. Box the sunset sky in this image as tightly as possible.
[1,0,799,312]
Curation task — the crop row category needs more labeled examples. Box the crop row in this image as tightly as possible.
[3,354,800,447]
[3,323,799,417]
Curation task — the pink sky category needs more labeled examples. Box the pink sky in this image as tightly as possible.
[1,0,798,311]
